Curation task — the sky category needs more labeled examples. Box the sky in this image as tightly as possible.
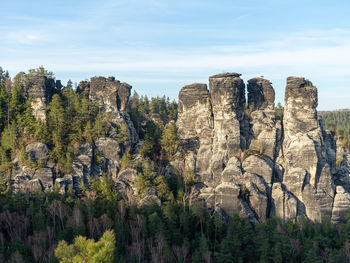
[1,0,350,110]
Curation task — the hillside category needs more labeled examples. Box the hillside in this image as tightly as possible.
[0,67,350,262]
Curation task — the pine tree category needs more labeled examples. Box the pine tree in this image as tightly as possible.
[161,122,179,160]
[55,230,116,263]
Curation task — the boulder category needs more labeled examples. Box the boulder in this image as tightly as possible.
[95,138,121,179]
[34,168,54,191]
[25,142,49,163]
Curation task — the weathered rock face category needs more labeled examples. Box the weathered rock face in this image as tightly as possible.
[331,186,350,223]
[95,138,121,180]
[246,77,280,160]
[176,73,342,223]
[280,77,335,222]
[24,76,61,121]
[11,165,54,193]
[176,73,278,222]
[25,143,49,165]
[10,75,137,196]
[247,78,275,111]
[76,80,90,99]
[77,76,131,112]
[77,76,138,148]
[209,73,245,167]
[283,77,318,134]
[176,83,213,179]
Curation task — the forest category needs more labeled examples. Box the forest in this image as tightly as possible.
[0,67,350,262]
[320,110,350,149]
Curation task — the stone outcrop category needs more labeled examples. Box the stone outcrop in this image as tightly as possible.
[77,76,138,148]
[176,73,345,223]
[77,76,131,111]
[279,77,335,221]
[24,76,61,121]
[11,164,54,193]
[25,143,49,165]
[176,73,276,222]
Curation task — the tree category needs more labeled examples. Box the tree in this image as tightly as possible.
[161,122,180,160]
[139,121,163,158]
[55,230,116,263]
[275,102,284,119]
[27,66,54,78]
[0,83,9,130]
[116,122,129,150]
[67,80,73,89]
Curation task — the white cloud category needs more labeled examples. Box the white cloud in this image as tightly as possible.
[1,28,350,109]
[2,30,47,45]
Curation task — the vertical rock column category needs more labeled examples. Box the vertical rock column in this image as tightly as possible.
[282,77,335,221]
[176,83,213,175]
[208,73,245,184]
[208,73,258,221]
[246,77,279,160]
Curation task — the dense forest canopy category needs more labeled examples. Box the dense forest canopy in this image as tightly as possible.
[0,67,350,262]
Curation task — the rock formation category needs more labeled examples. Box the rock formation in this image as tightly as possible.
[176,73,347,223]
[7,71,350,224]
[24,75,61,121]
[77,76,131,111]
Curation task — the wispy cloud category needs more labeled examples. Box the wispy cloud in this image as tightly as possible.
[1,0,350,109]
[2,31,47,45]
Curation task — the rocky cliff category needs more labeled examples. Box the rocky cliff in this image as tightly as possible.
[176,73,350,223]
[8,72,350,224]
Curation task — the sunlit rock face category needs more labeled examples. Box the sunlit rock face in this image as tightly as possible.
[176,73,343,223]
[24,75,61,121]
[280,77,335,222]
[77,76,131,112]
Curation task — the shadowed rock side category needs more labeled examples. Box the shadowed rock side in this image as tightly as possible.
[24,75,61,121]
[176,73,347,223]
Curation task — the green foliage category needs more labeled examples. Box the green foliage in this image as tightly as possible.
[116,122,129,149]
[55,230,116,263]
[275,102,284,119]
[161,122,180,160]
[127,91,177,137]
[120,153,132,170]
[321,110,350,148]
[27,66,54,78]
[1,182,350,262]
[139,121,163,159]
[1,67,350,262]
[135,162,155,197]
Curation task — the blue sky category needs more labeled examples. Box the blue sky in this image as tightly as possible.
[1,0,350,109]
